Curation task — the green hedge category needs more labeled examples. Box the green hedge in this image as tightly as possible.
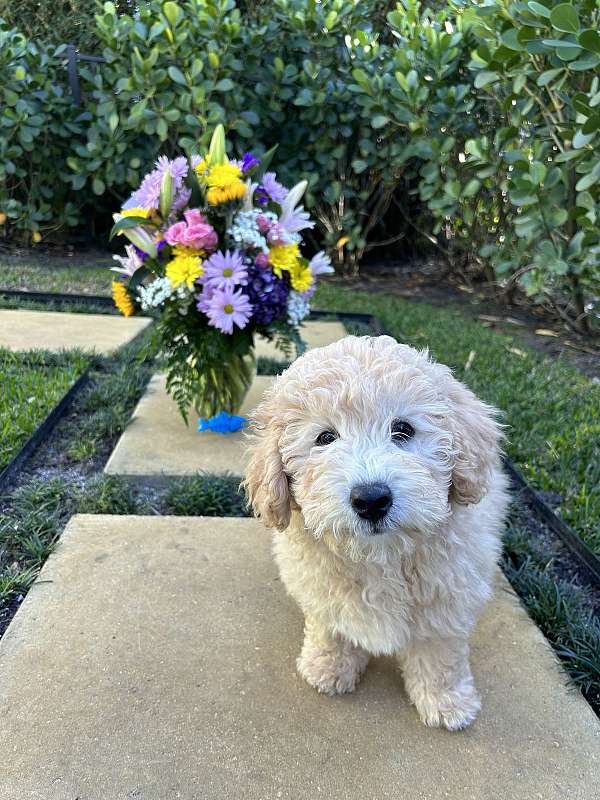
[0,0,599,331]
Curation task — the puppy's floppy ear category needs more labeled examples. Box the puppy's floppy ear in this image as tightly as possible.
[243,394,291,531]
[445,374,503,506]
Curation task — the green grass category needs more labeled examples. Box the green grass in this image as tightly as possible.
[67,344,158,463]
[0,263,110,295]
[503,516,600,711]
[257,356,291,375]
[0,472,248,616]
[163,473,249,517]
[315,285,600,555]
[0,349,89,472]
[0,296,116,314]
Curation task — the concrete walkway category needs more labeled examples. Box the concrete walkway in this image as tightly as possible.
[0,308,152,355]
[104,374,274,482]
[256,319,347,361]
[1,514,598,800]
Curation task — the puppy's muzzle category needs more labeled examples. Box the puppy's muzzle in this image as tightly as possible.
[350,483,393,524]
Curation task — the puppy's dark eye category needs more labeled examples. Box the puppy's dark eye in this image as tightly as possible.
[315,431,337,446]
[391,419,414,444]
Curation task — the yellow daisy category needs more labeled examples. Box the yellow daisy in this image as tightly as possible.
[206,183,247,205]
[289,262,313,293]
[268,243,301,277]
[166,247,204,290]
[112,280,135,317]
[196,160,246,206]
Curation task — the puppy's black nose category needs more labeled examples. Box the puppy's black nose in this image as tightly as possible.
[350,483,393,522]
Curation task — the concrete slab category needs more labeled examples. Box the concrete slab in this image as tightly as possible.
[104,374,274,482]
[1,514,598,800]
[255,319,347,361]
[0,308,152,356]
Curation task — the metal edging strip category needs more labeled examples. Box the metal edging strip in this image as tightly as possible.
[0,370,90,493]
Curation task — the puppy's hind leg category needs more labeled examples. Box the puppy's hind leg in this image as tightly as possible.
[399,636,481,731]
[297,616,370,696]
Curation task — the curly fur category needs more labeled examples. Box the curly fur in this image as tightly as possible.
[243,335,509,730]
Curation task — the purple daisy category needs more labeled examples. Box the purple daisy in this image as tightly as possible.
[260,172,288,204]
[196,283,215,314]
[204,287,253,335]
[202,250,247,290]
[126,155,189,210]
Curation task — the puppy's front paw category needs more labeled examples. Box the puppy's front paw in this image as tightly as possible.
[414,685,481,731]
[297,643,369,697]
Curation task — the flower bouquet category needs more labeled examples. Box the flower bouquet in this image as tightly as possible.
[110,125,333,427]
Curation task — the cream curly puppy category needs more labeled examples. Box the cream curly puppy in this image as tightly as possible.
[244,335,509,730]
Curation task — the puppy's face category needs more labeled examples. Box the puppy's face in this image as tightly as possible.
[244,336,501,546]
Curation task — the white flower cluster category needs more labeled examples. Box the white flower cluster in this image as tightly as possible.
[138,277,175,311]
[228,209,277,253]
[287,291,310,326]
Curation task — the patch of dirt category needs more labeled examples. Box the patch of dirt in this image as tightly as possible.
[0,596,23,639]
[509,487,600,615]
[0,243,113,269]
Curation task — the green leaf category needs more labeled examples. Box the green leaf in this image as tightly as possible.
[504,150,529,165]
[474,71,498,89]
[110,216,153,240]
[510,190,538,206]
[462,179,481,197]
[527,1,551,18]
[530,162,547,185]
[215,78,235,92]
[567,231,584,256]
[324,10,337,29]
[294,88,313,106]
[556,45,584,61]
[92,177,105,196]
[501,30,524,51]
[579,29,600,54]
[554,149,581,162]
[572,92,591,115]
[513,74,527,93]
[551,259,570,275]
[542,39,581,50]
[254,144,278,180]
[371,115,389,129]
[168,66,187,86]
[537,68,563,87]
[157,117,168,140]
[352,159,368,174]
[575,162,600,191]
[352,68,371,92]
[162,1,183,27]
[582,114,600,135]
[3,89,19,106]
[127,265,151,293]
[387,10,404,28]
[573,129,595,148]
[550,4,580,34]
[569,53,600,70]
